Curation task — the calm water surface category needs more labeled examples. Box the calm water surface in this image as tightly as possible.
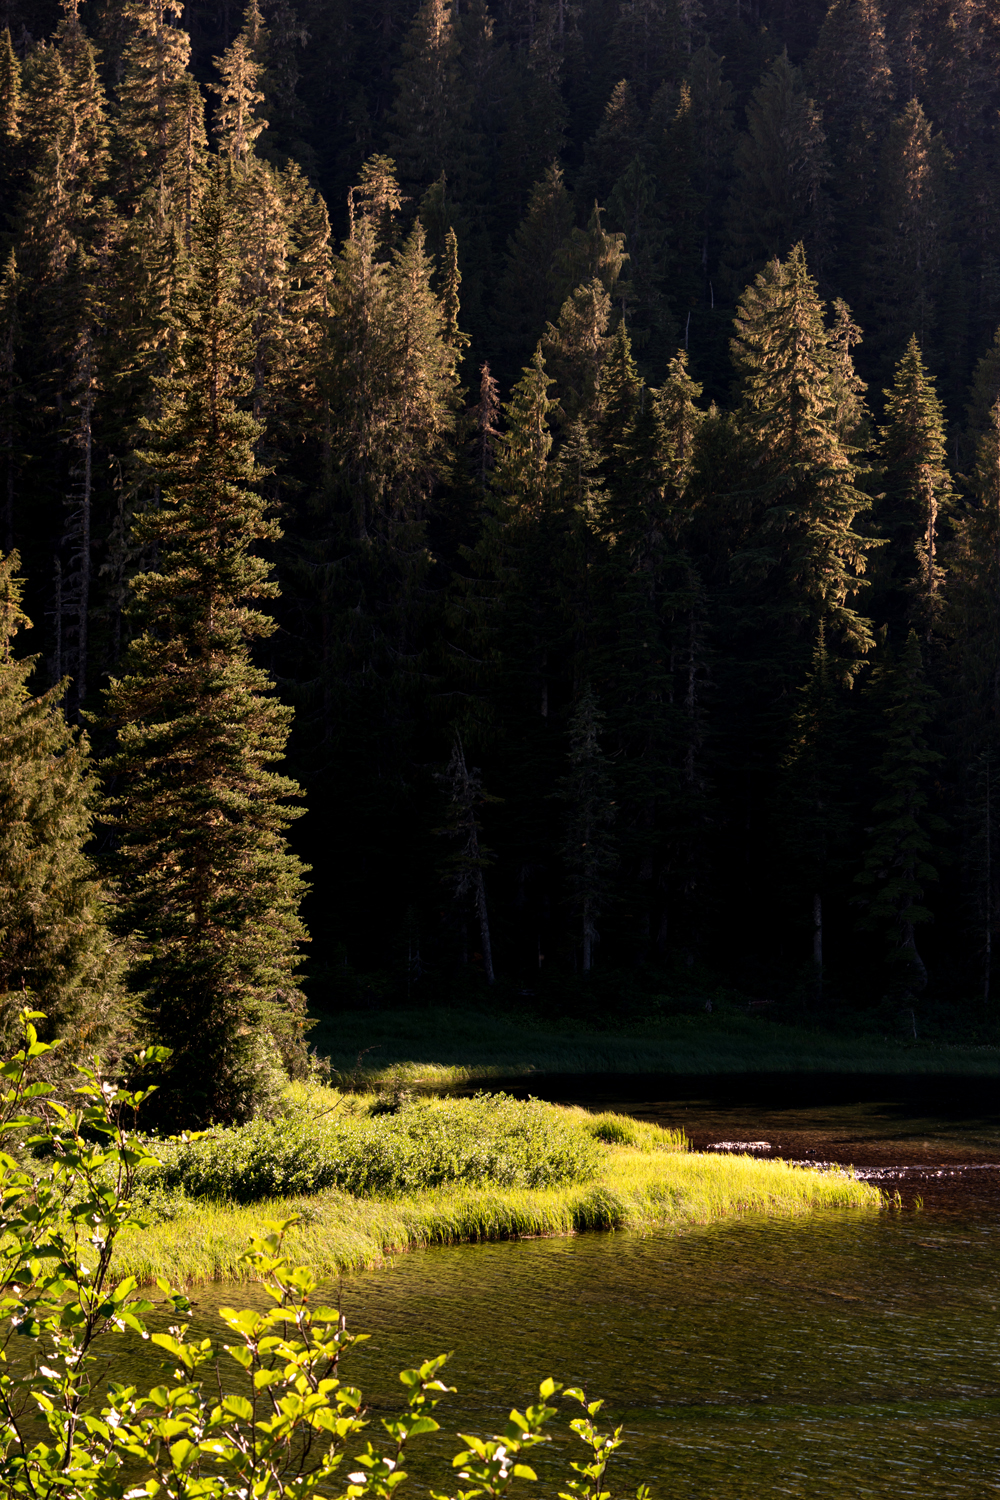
[130,1084,1000,1497]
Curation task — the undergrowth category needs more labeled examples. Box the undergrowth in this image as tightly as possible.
[136,1093,652,1206]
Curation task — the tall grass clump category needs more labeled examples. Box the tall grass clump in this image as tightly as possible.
[579,1111,687,1150]
[146,1094,601,1203]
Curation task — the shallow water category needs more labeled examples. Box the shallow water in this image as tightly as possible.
[119,1083,1000,1497]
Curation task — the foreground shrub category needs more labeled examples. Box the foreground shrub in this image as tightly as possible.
[147,1092,602,1202]
[0,1012,649,1500]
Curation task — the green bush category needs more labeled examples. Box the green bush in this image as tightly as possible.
[148,1093,602,1203]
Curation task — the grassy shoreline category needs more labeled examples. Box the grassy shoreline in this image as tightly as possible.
[113,1147,881,1287]
[309,1006,1000,1088]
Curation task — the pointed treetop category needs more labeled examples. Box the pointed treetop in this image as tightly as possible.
[349,154,404,247]
[213,0,269,161]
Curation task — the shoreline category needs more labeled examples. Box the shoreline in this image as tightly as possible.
[113,1148,882,1287]
[308,1006,1000,1090]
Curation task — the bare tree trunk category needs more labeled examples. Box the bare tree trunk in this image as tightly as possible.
[813,890,823,1003]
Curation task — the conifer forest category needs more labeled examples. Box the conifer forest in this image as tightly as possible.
[4,0,1000,1117]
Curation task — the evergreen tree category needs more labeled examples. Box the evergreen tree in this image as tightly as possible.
[558,685,616,973]
[102,167,309,1128]
[807,0,892,283]
[542,277,613,425]
[494,161,575,376]
[724,51,830,292]
[874,336,956,641]
[0,548,120,1052]
[213,0,269,163]
[863,99,953,379]
[775,622,853,1002]
[729,244,875,670]
[856,630,944,994]
[435,734,496,985]
[114,0,208,236]
[576,79,642,208]
[387,0,471,200]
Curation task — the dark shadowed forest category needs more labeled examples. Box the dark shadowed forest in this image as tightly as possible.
[4,0,1000,1077]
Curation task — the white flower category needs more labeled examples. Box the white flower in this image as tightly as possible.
[348,1474,367,1485]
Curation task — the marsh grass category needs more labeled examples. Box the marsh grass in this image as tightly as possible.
[311,1006,1000,1087]
[114,1145,880,1287]
[139,1093,616,1205]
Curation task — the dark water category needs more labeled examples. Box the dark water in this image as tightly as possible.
[122,1081,1000,1497]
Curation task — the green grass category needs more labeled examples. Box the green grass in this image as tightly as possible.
[114,1088,880,1286]
[309,1005,1000,1087]
[113,1150,880,1286]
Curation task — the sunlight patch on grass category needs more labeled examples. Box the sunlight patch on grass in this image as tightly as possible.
[112,1146,881,1287]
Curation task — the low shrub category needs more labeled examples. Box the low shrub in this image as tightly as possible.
[146,1093,602,1203]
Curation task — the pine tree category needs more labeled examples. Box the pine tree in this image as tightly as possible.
[724,51,830,292]
[856,630,944,995]
[775,621,853,1002]
[874,336,956,641]
[807,0,892,281]
[558,685,616,972]
[730,243,875,671]
[494,161,575,375]
[0,548,120,1052]
[949,379,1000,999]
[213,0,269,163]
[386,0,470,200]
[542,277,613,425]
[435,734,497,984]
[102,166,309,1128]
[863,99,953,378]
[114,0,208,236]
[576,79,642,208]
[0,255,18,554]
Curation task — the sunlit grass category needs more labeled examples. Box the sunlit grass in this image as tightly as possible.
[113,1143,880,1287]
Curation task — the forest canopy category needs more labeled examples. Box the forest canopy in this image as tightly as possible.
[2,0,1000,1092]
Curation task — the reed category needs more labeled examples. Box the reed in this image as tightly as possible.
[112,1146,881,1287]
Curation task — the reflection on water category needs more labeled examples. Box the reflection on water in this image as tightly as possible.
[117,1086,1000,1498]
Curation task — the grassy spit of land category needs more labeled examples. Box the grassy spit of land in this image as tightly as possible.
[113,1086,881,1287]
[309,1006,1000,1089]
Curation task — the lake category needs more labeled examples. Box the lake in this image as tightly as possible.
[119,1076,1000,1497]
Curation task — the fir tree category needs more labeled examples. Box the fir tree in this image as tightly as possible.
[775,622,852,1002]
[856,630,944,995]
[213,0,269,163]
[558,685,616,973]
[874,336,956,641]
[494,161,575,374]
[864,99,953,378]
[435,734,497,984]
[724,51,830,292]
[807,0,892,282]
[730,243,875,671]
[115,0,208,236]
[0,548,120,1052]
[387,0,470,200]
[102,166,309,1127]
